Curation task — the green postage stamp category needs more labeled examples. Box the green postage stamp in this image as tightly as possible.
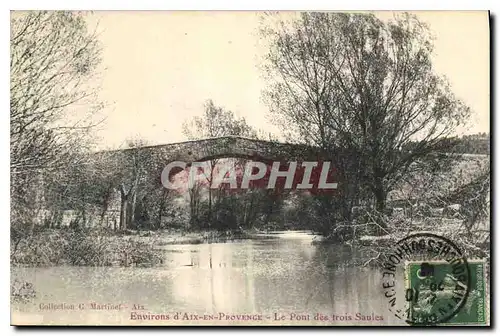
[405,260,488,325]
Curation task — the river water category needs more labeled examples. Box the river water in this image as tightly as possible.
[11,231,405,326]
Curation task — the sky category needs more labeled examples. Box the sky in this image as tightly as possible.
[84,11,490,150]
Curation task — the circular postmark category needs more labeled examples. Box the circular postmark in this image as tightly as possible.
[380,233,471,326]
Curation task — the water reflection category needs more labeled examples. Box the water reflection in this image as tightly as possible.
[11,231,404,325]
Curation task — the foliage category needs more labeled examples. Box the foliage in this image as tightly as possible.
[10,11,103,175]
[181,100,284,230]
[10,11,488,271]
[10,11,104,248]
[261,12,471,216]
[182,99,258,141]
[452,133,489,155]
[11,280,36,303]
[11,227,164,267]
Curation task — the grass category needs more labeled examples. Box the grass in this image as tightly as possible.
[10,227,257,267]
[11,228,165,267]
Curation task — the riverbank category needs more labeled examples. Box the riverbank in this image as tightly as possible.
[10,230,407,325]
[126,228,258,245]
[312,218,490,268]
[10,227,259,268]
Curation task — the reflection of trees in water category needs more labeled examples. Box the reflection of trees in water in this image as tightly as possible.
[304,244,337,310]
[13,236,395,321]
[170,243,257,313]
[305,243,385,314]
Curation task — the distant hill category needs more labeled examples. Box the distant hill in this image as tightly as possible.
[453,133,490,155]
[429,133,490,155]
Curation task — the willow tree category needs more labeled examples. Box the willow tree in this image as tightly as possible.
[182,99,258,227]
[11,11,103,239]
[11,11,103,174]
[261,12,470,213]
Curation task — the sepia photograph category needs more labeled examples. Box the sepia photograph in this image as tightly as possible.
[10,10,490,326]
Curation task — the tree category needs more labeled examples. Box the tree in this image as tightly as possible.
[10,11,103,175]
[261,12,470,214]
[109,139,156,231]
[10,11,103,240]
[182,99,258,227]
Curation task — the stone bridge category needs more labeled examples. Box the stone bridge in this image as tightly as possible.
[98,136,336,182]
[42,137,341,229]
[114,136,329,165]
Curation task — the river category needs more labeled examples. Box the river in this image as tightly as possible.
[11,231,405,326]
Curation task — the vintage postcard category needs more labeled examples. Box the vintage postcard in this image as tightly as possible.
[10,10,490,326]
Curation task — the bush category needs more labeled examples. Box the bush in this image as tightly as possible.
[11,280,36,303]
[11,227,164,267]
[61,228,112,266]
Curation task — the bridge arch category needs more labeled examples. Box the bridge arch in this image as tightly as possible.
[159,136,329,181]
[167,136,325,163]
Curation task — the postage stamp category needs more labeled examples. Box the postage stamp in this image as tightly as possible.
[405,260,488,325]
[380,232,482,326]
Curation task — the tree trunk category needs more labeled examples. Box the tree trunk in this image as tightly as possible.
[375,192,386,213]
[188,188,198,230]
[99,187,112,227]
[372,180,387,230]
[99,208,107,227]
[158,197,165,230]
[244,196,255,228]
[372,175,387,212]
[208,188,212,229]
[129,191,137,229]
[120,198,127,231]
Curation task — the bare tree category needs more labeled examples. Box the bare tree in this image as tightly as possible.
[10,11,103,175]
[261,12,471,213]
[10,11,103,241]
[109,139,154,231]
[182,99,258,226]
